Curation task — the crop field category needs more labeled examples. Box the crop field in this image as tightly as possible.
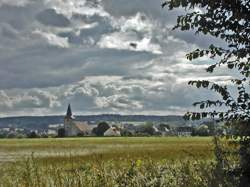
[0,137,237,187]
[0,137,213,162]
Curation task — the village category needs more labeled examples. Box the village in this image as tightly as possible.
[0,105,227,138]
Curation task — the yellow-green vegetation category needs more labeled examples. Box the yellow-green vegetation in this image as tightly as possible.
[0,137,237,186]
[0,137,213,162]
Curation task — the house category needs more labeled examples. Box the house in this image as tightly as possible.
[157,124,172,136]
[122,124,136,134]
[49,124,64,129]
[153,126,160,133]
[47,129,58,136]
[64,104,93,136]
[176,126,193,136]
[104,126,121,136]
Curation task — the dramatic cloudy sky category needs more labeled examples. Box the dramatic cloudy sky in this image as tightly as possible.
[0,0,231,117]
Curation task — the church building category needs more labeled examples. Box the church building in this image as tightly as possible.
[64,104,92,136]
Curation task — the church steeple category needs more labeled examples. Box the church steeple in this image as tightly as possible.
[66,104,73,119]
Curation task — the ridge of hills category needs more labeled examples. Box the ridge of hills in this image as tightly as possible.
[0,114,204,130]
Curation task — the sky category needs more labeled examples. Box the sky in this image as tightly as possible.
[0,0,231,117]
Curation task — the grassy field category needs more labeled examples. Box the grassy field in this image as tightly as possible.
[0,137,238,187]
[0,137,213,162]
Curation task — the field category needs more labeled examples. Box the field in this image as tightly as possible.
[0,137,237,187]
[0,137,213,162]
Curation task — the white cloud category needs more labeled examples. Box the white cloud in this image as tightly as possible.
[177,76,233,84]
[0,0,230,116]
[95,95,143,110]
[0,72,220,117]
[0,88,61,117]
[136,38,162,54]
[44,0,109,18]
[98,32,162,54]
[0,90,12,108]
[33,30,70,48]
[119,13,153,33]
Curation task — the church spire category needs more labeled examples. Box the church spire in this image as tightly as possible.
[66,104,72,118]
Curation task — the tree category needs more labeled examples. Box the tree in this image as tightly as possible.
[196,125,210,136]
[57,128,66,138]
[162,0,249,185]
[27,131,38,138]
[0,133,6,138]
[92,122,110,136]
[158,123,170,131]
[144,123,156,135]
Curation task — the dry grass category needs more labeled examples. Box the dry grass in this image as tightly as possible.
[0,137,213,162]
[1,137,237,187]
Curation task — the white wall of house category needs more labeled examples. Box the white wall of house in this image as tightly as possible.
[64,118,81,136]
[177,131,192,136]
[104,127,121,136]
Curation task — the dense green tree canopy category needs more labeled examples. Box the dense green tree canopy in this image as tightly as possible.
[93,122,110,136]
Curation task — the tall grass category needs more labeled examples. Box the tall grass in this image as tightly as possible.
[0,137,213,162]
[0,137,239,186]
[0,155,238,187]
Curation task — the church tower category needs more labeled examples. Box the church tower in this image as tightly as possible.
[65,104,73,119]
[63,104,91,136]
[64,104,74,136]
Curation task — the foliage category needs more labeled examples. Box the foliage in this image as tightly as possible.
[0,137,240,186]
[162,0,250,185]
[120,128,133,136]
[162,0,250,121]
[193,125,210,136]
[0,137,213,161]
[92,122,110,136]
[0,132,7,138]
[57,128,66,138]
[158,123,171,131]
[0,154,239,187]
[27,131,39,138]
[139,122,156,135]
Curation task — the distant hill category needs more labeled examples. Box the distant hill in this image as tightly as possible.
[0,114,193,130]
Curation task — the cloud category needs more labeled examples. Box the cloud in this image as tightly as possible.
[0,23,20,39]
[119,12,153,33]
[0,0,230,116]
[0,88,60,114]
[0,72,220,117]
[0,0,30,7]
[95,95,143,110]
[97,12,163,54]
[44,0,109,18]
[98,32,162,54]
[36,8,70,27]
[33,30,70,48]
[0,90,12,108]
